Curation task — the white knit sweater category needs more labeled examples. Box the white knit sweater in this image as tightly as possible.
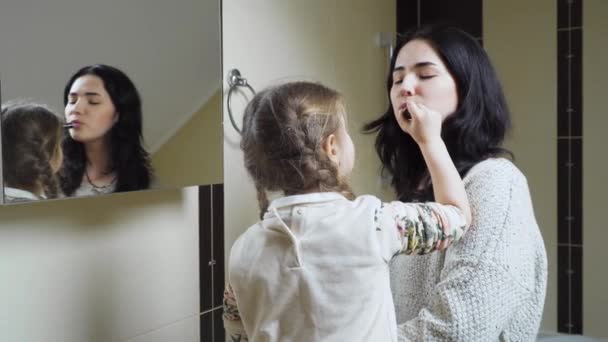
[391,158,548,341]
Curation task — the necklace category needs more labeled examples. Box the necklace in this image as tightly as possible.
[85,170,117,194]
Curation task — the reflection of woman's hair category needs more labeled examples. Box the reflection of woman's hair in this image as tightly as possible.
[241,81,354,218]
[1,102,62,198]
[59,64,153,196]
[364,24,512,201]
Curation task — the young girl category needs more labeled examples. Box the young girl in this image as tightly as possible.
[1,102,64,203]
[223,81,471,341]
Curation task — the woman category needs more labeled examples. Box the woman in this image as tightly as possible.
[2,102,63,203]
[59,64,153,197]
[364,24,548,341]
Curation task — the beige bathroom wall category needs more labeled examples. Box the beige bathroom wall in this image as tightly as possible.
[152,89,223,188]
[583,0,608,337]
[486,0,608,337]
[0,187,200,342]
[222,0,396,275]
[483,0,558,333]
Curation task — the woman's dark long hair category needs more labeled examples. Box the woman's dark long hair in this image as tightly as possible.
[363,24,512,201]
[59,64,153,195]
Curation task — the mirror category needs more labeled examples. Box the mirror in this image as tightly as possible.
[0,0,222,204]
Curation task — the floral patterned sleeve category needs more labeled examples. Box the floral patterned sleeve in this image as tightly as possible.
[375,201,467,257]
[223,283,249,341]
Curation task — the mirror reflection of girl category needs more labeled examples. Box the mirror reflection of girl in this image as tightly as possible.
[1,102,63,203]
[222,81,472,341]
[59,64,153,197]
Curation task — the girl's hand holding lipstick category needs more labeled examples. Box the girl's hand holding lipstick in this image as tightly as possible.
[397,100,443,145]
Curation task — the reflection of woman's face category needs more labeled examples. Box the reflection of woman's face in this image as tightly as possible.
[390,39,458,122]
[65,75,118,144]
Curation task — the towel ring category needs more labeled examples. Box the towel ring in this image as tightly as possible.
[226,69,255,135]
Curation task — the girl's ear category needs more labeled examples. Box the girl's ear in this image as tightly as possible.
[322,133,340,165]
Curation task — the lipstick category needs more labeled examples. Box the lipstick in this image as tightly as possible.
[399,102,412,120]
[399,107,411,120]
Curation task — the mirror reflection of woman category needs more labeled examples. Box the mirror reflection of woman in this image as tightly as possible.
[1,102,64,203]
[59,64,154,197]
